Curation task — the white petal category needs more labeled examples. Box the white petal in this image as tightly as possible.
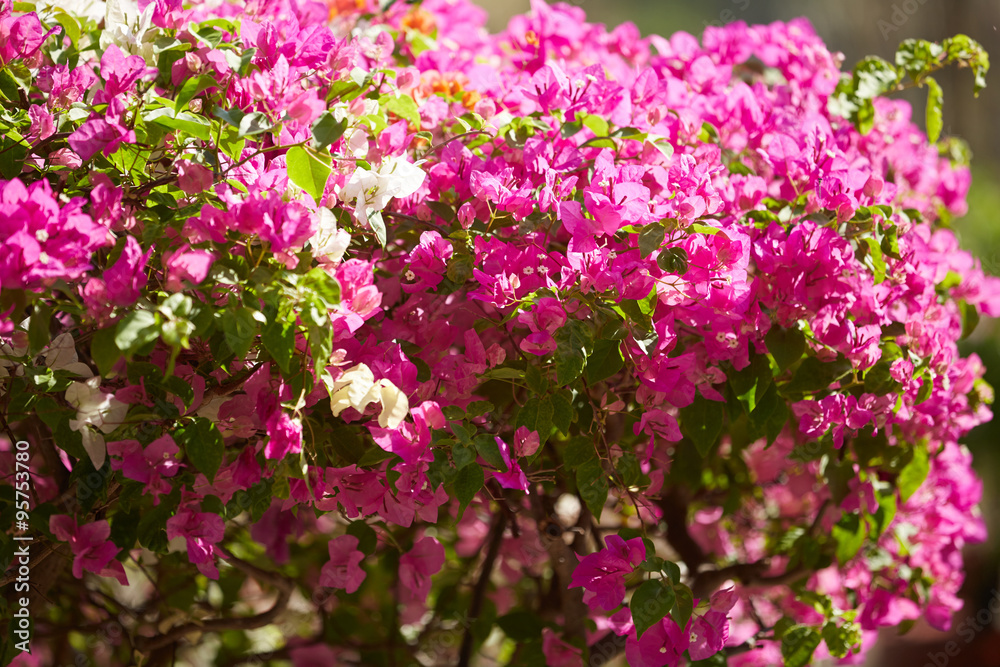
[44,333,78,370]
[377,380,409,429]
[81,428,107,470]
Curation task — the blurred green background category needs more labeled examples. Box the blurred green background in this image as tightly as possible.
[474,1,1000,664]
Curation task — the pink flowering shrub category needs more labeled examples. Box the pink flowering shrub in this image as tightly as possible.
[0,0,996,664]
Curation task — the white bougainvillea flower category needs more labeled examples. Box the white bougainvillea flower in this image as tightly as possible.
[100,0,155,61]
[342,156,425,233]
[309,208,351,264]
[66,376,128,469]
[329,363,409,429]
[44,332,96,377]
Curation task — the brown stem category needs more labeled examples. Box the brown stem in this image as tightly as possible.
[134,551,292,655]
[658,487,706,572]
[457,510,507,667]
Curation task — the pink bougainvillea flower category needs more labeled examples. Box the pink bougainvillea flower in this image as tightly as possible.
[263,411,304,460]
[625,615,688,667]
[177,162,214,195]
[103,236,150,306]
[164,244,215,291]
[49,515,128,585]
[68,97,135,161]
[568,535,645,610]
[491,435,529,492]
[513,426,540,457]
[398,536,445,600]
[320,534,366,593]
[106,434,181,498]
[165,508,226,579]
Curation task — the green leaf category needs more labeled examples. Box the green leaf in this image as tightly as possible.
[137,491,180,553]
[311,112,348,150]
[924,76,944,143]
[960,300,980,340]
[174,74,217,112]
[28,302,51,356]
[781,625,823,667]
[564,436,597,469]
[525,364,547,394]
[576,458,609,518]
[862,237,886,284]
[765,326,806,373]
[90,327,122,377]
[474,434,509,472]
[498,611,543,642]
[222,307,259,358]
[385,94,421,126]
[582,114,609,137]
[115,310,161,357]
[346,521,377,555]
[550,390,574,436]
[638,222,665,259]
[854,56,899,99]
[822,621,861,659]
[730,353,772,415]
[451,421,475,444]
[261,311,295,374]
[175,417,225,482]
[144,107,213,140]
[823,458,854,505]
[214,106,245,128]
[898,443,929,502]
[679,393,725,457]
[0,136,27,179]
[455,463,484,518]
[857,99,876,135]
[357,446,396,467]
[671,584,694,630]
[53,10,82,45]
[585,338,624,384]
[0,68,22,102]
[832,513,866,565]
[656,246,689,275]
[286,145,332,203]
[616,450,641,487]
[238,111,273,137]
[863,359,898,396]
[783,356,853,396]
[553,319,592,385]
[452,442,476,470]
[446,252,474,283]
[871,487,898,537]
[631,579,675,638]
[329,425,365,464]
[915,374,934,404]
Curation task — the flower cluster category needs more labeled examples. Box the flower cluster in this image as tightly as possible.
[0,0,995,664]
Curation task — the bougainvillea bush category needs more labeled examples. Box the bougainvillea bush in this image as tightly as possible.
[0,0,996,664]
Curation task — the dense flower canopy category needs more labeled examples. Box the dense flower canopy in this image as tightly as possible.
[0,0,995,664]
